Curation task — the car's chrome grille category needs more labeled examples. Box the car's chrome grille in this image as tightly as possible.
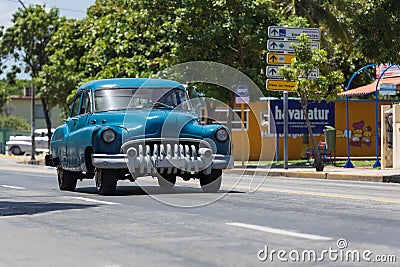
[121,138,213,175]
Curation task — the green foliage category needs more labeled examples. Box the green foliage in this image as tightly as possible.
[37,18,85,115]
[352,0,400,63]
[0,80,31,114]
[175,0,278,101]
[279,34,344,102]
[5,0,398,116]
[80,0,178,79]
[0,5,60,78]
[40,0,279,106]
[273,0,369,90]
[0,115,30,130]
[0,82,9,112]
[0,5,61,133]
[0,79,30,96]
[274,0,353,48]
[279,33,344,171]
[39,0,180,114]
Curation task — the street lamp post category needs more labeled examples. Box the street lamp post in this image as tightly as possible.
[18,0,37,164]
[344,64,376,168]
[28,81,36,164]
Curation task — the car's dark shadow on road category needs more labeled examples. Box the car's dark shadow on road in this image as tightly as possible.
[0,201,97,217]
[75,186,244,196]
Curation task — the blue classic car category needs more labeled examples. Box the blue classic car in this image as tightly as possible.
[46,78,233,195]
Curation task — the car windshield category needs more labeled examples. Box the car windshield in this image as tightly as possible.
[94,88,192,112]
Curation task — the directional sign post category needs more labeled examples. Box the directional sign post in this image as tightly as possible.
[267,40,320,52]
[267,53,295,65]
[268,26,321,40]
[266,80,296,91]
[266,26,321,92]
[266,66,319,79]
[266,66,281,78]
[266,26,321,165]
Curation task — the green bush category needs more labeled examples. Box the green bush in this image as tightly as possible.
[0,115,30,131]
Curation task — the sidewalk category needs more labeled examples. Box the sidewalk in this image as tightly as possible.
[1,155,400,184]
[227,163,400,183]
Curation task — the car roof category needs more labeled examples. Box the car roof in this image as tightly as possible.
[78,78,185,92]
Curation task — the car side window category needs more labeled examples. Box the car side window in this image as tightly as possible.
[80,92,91,115]
[71,92,82,117]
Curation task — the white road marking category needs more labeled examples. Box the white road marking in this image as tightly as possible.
[1,185,26,190]
[68,196,120,205]
[226,222,332,241]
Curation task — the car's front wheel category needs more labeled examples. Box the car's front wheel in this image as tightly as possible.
[57,167,78,191]
[95,169,118,195]
[199,170,222,193]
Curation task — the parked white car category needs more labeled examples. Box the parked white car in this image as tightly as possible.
[5,128,54,155]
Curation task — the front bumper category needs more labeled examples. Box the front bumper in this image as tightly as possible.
[92,153,234,173]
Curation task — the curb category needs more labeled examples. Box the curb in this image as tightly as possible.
[226,168,399,183]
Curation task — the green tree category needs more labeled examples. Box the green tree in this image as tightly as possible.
[352,0,400,63]
[274,0,371,90]
[0,115,30,130]
[172,0,278,129]
[0,82,9,113]
[280,34,344,171]
[40,0,180,116]
[0,5,60,138]
[274,0,354,51]
[38,18,85,116]
[79,0,178,79]
[175,0,278,99]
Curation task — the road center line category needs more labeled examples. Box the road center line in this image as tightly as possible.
[68,196,120,205]
[1,184,26,190]
[244,186,400,204]
[226,222,332,241]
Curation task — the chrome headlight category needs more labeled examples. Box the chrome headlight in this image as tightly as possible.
[102,129,116,143]
[215,128,229,142]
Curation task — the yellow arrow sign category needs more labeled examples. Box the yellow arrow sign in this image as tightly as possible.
[267,79,296,91]
[267,53,295,65]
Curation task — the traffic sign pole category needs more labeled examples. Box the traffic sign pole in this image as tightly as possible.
[283,91,289,169]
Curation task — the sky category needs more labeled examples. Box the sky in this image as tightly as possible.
[0,0,95,27]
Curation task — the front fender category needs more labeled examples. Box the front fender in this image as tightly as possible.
[50,125,68,161]
[92,126,127,154]
[201,124,231,155]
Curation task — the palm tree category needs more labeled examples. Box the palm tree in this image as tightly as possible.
[273,0,355,53]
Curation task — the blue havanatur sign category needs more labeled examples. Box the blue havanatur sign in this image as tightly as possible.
[270,100,335,134]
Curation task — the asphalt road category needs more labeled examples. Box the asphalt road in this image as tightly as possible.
[0,161,399,267]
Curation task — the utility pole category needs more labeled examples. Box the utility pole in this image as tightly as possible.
[17,0,37,164]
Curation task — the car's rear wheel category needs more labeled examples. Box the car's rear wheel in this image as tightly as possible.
[57,167,78,191]
[95,169,118,195]
[199,170,222,193]
[10,146,23,155]
[157,174,176,189]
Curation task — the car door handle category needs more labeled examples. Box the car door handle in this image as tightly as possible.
[71,118,78,121]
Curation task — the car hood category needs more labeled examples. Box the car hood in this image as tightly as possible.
[92,109,202,140]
